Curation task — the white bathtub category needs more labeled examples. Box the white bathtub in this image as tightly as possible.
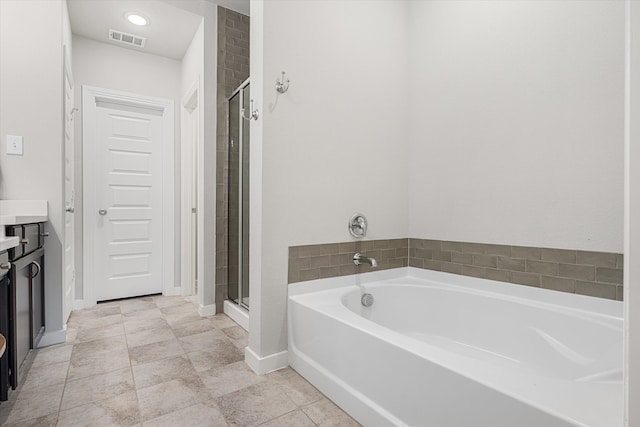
[288,267,622,427]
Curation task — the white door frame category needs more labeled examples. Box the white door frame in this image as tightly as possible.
[82,85,175,305]
[63,45,75,320]
[181,80,199,297]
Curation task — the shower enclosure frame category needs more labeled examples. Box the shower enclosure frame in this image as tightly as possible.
[227,78,251,311]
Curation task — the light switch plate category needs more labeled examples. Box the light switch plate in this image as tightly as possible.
[6,135,23,155]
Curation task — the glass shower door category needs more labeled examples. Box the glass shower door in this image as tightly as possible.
[228,81,250,310]
[240,85,250,308]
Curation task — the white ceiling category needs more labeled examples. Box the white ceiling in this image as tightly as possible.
[213,0,249,16]
[67,0,205,60]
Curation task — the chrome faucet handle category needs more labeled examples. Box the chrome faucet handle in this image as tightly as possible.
[349,214,367,238]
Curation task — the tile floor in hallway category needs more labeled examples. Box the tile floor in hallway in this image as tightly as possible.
[0,295,360,426]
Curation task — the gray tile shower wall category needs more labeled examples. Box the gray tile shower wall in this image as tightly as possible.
[215,7,250,312]
[409,239,623,301]
[288,239,409,284]
[287,238,623,301]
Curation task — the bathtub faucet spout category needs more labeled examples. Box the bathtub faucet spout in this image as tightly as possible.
[353,252,378,268]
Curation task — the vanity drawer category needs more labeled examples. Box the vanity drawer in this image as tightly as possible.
[22,224,40,256]
[6,226,22,260]
[0,252,8,278]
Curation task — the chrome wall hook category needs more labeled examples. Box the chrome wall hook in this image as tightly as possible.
[241,99,259,121]
[275,71,290,94]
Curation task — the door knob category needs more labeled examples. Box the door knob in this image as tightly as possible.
[98,209,108,216]
[66,206,74,213]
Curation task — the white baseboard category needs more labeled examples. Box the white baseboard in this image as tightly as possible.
[223,300,249,331]
[198,303,216,316]
[38,328,67,348]
[245,346,288,375]
[73,299,88,311]
[163,286,183,297]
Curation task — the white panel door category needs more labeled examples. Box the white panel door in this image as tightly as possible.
[63,50,75,321]
[93,101,164,301]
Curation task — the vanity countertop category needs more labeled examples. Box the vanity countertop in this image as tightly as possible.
[0,200,48,225]
[0,236,19,252]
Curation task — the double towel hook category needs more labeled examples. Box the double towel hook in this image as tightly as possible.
[241,70,289,121]
[241,99,259,121]
[275,71,290,94]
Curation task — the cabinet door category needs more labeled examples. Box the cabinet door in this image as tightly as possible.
[0,273,9,401]
[12,263,29,388]
[30,257,44,346]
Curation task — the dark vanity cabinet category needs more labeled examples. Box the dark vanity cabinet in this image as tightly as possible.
[2,223,46,395]
[0,251,10,401]
[9,247,44,388]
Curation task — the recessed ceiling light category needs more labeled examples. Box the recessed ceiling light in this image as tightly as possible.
[125,13,148,26]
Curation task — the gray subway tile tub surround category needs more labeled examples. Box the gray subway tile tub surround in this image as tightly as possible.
[409,239,623,301]
[288,239,409,284]
[288,238,623,301]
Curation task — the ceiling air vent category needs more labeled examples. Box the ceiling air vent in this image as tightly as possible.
[109,29,146,48]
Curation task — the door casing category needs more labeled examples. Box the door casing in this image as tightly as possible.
[63,46,75,321]
[82,85,175,306]
[181,81,199,298]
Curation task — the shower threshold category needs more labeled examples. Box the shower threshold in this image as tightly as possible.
[224,299,249,331]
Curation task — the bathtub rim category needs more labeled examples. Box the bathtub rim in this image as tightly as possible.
[289,267,622,318]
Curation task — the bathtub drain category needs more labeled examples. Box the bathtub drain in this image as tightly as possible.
[361,293,374,307]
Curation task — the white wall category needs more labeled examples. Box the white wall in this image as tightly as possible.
[181,22,204,94]
[63,0,72,56]
[196,2,218,313]
[0,0,66,341]
[625,1,640,424]
[180,20,207,305]
[249,0,409,361]
[408,0,625,253]
[72,35,182,300]
[214,0,248,16]
[249,0,626,368]
[248,0,265,366]
[160,0,218,312]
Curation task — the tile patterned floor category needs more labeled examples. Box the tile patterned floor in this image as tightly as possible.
[0,295,360,426]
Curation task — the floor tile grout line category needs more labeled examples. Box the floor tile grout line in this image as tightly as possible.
[141,401,210,426]
[137,299,213,424]
[64,361,129,384]
[60,309,130,416]
[56,319,87,423]
[126,300,149,427]
[128,343,186,368]
[254,407,303,427]
[58,366,134,413]
[128,336,185,374]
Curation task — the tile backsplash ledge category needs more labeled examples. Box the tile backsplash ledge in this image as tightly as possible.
[288,238,623,301]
